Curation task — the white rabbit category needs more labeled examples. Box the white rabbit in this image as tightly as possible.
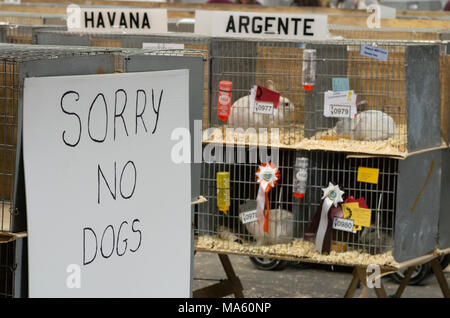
[336,107,396,141]
[227,80,295,129]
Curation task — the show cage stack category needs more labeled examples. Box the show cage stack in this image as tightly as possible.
[195,37,450,269]
[33,30,211,129]
[0,44,118,297]
[0,25,65,44]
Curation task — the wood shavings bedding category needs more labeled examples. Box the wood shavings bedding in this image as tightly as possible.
[196,235,399,269]
[203,125,409,158]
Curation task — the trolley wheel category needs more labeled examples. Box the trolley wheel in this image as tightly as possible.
[249,257,289,271]
[391,263,431,285]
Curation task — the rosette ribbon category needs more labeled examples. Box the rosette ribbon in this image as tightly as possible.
[314,182,344,253]
[255,162,280,234]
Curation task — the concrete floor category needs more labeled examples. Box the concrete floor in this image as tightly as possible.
[193,252,450,298]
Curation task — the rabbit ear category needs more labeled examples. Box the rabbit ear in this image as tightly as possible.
[266,80,275,91]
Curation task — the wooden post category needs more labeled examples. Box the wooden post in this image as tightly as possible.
[193,253,244,298]
[430,258,450,298]
[394,266,415,298]
[344,266,388,298]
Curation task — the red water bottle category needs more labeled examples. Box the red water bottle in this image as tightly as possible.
[217,81,232,122]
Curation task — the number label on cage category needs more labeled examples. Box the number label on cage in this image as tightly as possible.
[250,85,280,115]
[324,91,357,118]
[195,10,329,40]
[360,45,389,62]
[332,217,355,233]
[254,102,274,115]
[240,210,258,224]
[23,70,191,297]
[66,7,168,34]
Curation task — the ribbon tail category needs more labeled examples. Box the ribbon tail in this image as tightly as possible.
[264,186,271,233]
[256,184,267,234]
[314,198,332,253]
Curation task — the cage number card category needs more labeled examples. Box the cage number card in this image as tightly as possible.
[332,217,355,233]
[250,85,280,115]
[240,210,258,224]
[324,90,357,118]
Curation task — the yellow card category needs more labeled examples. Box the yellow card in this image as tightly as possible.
[357,167,379,184]
[341,203,371,231]
[352,207,372,228]
[342,203,359,219]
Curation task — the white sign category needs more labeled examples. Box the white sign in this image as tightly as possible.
[23,70,191,297]
[195,10,329,40]
[66,6,168,34]
[324,90,357,118]
[332,217,355,233]
[240,210,258,224]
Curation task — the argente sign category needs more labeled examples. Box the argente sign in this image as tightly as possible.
[195,10,329,40]
[67,6,168,34]
[23,70,191,297]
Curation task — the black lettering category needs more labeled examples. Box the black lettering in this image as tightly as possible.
[278,17,289,35]
[304,18,314,36]
[114,89,129,140]
[239,16,250,33]
[83,227,97,266]
[88,93,108,143]
[107,12,116,26]
[116,221,128,257]
[84,11,95,28]
[97,12,105,28]
[100,225,115,259]
[264,17,275,33]
[119,161,137,199]
[129,12,139,29]
[151,89,163,134]
[291,18,302,35]
[61,91,81,147]
[142,12,150,29]
[225,16,236,33]
[252,17,263,33]
[120,12,127,28]
[98,162,117,204]
[135,89,147,134]
[130,219,142,253]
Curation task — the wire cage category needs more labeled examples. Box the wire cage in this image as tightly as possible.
[0,12,66,27]
[0,25,65,44]
[195,145,448,266]
[33,30,212,129]
[0,44,119,233]
[327,24,449,41]
[0,238,26,298]
[204,38,446,158]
